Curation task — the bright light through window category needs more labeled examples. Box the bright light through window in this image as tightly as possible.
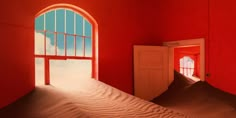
[35,8,94,85]
[180,56,194,77]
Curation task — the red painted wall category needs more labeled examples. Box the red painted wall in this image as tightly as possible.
[196,54,200,77]
[0,0,155,108]
[208,0,236,94]
[0,24,35,108]
[0,1,35,108]
[151,0,209,42]
[152,0,236,95]
[174,46,200,77]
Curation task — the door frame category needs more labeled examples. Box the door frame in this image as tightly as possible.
[163,38,205,84]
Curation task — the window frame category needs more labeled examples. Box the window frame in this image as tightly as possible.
[35,4,98,85]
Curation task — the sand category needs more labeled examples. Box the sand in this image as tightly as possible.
[152,71,236,118]
[0,78,187,118]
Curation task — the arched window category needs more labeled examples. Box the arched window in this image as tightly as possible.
[35,4,98,85]
[180,56,194,77]
[35,9,92,57]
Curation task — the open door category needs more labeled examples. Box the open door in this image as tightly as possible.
[134,45,169,101]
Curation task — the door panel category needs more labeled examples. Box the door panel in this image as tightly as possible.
[134,45,169,101]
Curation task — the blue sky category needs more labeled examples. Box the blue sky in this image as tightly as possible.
[35,9,92,57]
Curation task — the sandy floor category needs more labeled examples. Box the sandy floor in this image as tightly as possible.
[152,71,236,118]
[3,71,234,118]
[0,78,187,118]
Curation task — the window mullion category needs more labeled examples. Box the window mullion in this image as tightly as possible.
[74,12,76,34]
[44,14,46,31]
[64,9,67,56]
[74,36,76,56]
[44,31,46,55]
[55,33,57,55]
[65,9,67,33]
[83,18,85,36]
[43,13,46,55]
[55,10,57,55]
[65,34,67,56]
[74,12,76,56]
[55,10,57,32]
[83,36,85,57]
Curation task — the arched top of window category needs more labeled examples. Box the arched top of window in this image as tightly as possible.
[34,4,98,57]
[180,56,194,68]
[35,8,92,37]
[35,4,97,28]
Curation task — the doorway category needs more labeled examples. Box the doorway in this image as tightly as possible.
[163,38,205,84]
[174,46,201,82]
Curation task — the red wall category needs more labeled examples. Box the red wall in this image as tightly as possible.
[208,0,236,94]
[0,0,156,108]
[174,46,200,77]
[0,1,35,108]
[152,0,236,95]
[151,0,209,42]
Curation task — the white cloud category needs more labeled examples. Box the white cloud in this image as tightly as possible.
[34,32,66,56]
[34,32,92,86]
[34,32,92,57]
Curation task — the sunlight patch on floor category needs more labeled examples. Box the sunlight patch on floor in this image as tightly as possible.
[188,76,200,82]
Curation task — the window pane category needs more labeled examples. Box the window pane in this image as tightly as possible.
[46,10,55,32]
[85,38,92,57]
[184,69,187,76]
[66,35,75,56]
[180,59,183,67]
[186,69,190,76]
[56,9,65,33]
[46,32,55,55]
[187,61,191,68]
[66,10,74,34]
[76,14,83,35]
[50,60,92,82]
[183,58,188,67]
[85,20,92,37]
[191,61,194,68]
[57,33,65,56]
[35,31,45,55]
[35,58,44,85]
[190,69,194,76]
[35,15,44,30]
[76,36,83,56]
[180,68,183,74]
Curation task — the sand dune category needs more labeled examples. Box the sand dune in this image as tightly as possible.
[153,71,236,118]
[0,78,188,118]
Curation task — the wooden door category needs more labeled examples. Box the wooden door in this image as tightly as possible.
[134,45,169,101]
